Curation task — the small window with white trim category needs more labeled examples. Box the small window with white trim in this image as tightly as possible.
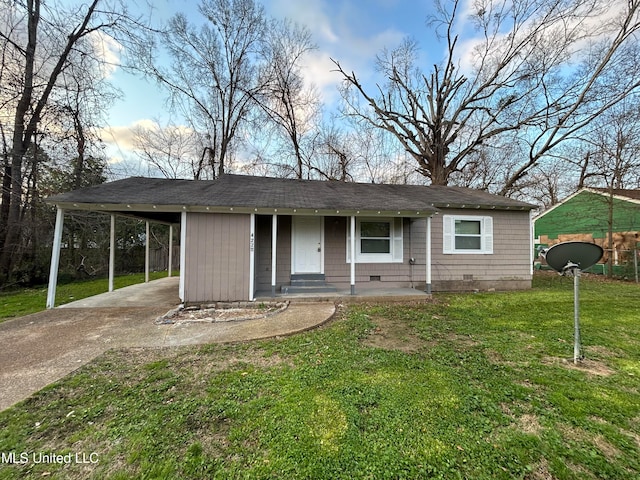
[443,215,493,254]
[347,217,403,263]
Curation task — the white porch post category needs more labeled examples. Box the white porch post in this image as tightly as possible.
[271,214,277,297]
[46,207,64,309]
[350,215,356,295]
[179,211,187,302]
[145,221,150,283]
[249,213,256,301]
[426,216,432,294]
[109,214,115,292]
[168,224,173,277]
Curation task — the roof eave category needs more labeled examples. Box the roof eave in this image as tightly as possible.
[48,202,438,217]
[434,202,534,211]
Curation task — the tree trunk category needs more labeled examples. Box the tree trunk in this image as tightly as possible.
[0,0,100,284]
[0,0,39,284]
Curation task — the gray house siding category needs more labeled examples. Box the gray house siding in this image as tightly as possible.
[184,212,250,303]
[324,217,427,288]
[186,209,531,302]
[323,211,531,291]
[430,209,531,291]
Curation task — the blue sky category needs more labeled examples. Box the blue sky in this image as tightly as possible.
[102,0,444,163]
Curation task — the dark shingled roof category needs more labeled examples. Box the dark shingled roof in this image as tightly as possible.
[590,188,640,202]
[46,174,534,217]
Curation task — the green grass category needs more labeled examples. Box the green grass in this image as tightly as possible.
[0,273,638,479]
[0,271,175,321]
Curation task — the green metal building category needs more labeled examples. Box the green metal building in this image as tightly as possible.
[534,188,640,275]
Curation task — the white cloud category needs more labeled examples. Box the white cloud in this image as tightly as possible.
[269,0,339,43]
[271,0,407,109]
[452,0,632,75]
[88,31,123,79]
[100,119,197,153]
[100,122,143,152]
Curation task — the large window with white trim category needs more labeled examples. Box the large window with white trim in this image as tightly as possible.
[347,217,403,263]
[443,215,493,254]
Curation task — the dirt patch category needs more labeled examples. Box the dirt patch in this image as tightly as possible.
[517,413,544,435]
[111,345,293,372]
[155,301,288,324]
[584,345,623,359]
[500,403,544,436]
[525,458,555,480]
[560,423,622,463]
[541,356,615,376]
[361,314,423,353]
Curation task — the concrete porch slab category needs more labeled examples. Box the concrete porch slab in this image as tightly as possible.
[255,286,431,303]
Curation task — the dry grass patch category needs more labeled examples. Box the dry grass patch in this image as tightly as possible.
[517,413,544,435]
[361,314,423,353]
[525,458,556,480]
[541,356,616,376]
[559,423,623,463]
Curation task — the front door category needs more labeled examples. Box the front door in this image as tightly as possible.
[292,216,323,273]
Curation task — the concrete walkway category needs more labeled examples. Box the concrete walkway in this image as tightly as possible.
[0,278,335,411]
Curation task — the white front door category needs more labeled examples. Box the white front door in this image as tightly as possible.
[292,216,324,273]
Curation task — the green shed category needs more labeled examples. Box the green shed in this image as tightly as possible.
[534,188,640,273]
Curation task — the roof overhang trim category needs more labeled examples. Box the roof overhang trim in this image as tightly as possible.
[50,201,530,217]
[51,202,438,217]
[431,202,531,211]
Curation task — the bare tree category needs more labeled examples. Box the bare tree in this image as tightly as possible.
[256,19,320,178]
[135,0,267,178]
[132,120,210,179]
[579,98,640,189]
[332,0,640,193]
[0,0,147,284]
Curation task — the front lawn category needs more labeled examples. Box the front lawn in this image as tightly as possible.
[0,273,638,479]
[0,271,174,321]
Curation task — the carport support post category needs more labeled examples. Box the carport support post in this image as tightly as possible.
[350,215,356,295]
[179,211,187,302]
[145,221,150,283]
[271,214,277,297]
[109,214,115,292]
[168,224,173,277]
[425,216,432,294]
[46,207,64,309]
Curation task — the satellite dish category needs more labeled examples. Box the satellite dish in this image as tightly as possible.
[539,241,603,364]
[542,241,603,274]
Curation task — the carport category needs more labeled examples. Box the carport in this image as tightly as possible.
[45,205,181,309]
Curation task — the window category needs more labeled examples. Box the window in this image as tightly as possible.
[360,221,391,253]
[443,215,493,254]
[347,217,403,263]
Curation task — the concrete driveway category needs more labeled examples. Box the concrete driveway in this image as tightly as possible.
[0,277,335,411]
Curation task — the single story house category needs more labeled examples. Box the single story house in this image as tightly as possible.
[45,174,535,306]
[534,187,640,267]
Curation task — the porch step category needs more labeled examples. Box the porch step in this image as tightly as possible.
[290,273,327,287]
[282,274,338,294]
